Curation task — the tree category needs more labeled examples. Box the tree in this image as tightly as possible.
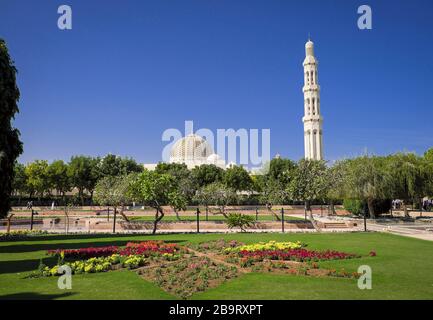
[25,160,50,200]
[67,156,99,205]
[341,156,390,219]
[257,158,297,220]
[129,170,186,234]
[424,148,433,163]
[194,182,238,218]
[424,149,433,197]
[12,162,27,203]
[47,160,71,202]
[94,174,135,230]
[226,213,255,232]
[267,157,296,185]
[386,153,428,217]
[326,160,346,215]
[258,177,288,221]
[98,154,142,178]
[287,159,330,228]
[190,164,224,188]
[155,162,193,220]
[0,39,23,218]
[223,165,253,191]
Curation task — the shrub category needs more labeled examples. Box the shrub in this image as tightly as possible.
[226,213,255,232]
[344,199,392,217]
[343,199,364,215]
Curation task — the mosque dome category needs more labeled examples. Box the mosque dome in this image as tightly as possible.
[170,134,213,163]
[207,153,221,163]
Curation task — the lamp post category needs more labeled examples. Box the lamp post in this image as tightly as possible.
[363,209,367,232]
[196,208,200,234]
[281,207,285,233]
[256,207,259,221]
[30,209,35,231]
[28,202,34,231]
[113,207,117,234]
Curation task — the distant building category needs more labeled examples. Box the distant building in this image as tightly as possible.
[143,134,226,170]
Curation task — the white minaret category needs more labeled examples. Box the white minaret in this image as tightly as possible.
[302,39,324,160]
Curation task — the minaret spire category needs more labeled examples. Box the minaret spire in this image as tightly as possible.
[302,39,324,160]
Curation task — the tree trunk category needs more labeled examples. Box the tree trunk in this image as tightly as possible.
[367,199,376,219]
[403,202,410,218]
[152,207,164,234]
[329,200,336,215]
[219,206,229,219]
[305,201,321,231]
[113,207,117,233]
[6,214,14,233]
[119,205,129,222]
[265,203,281,221]
[172,207,182,221]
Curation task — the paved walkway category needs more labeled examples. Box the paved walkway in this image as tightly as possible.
[366,222,433,241]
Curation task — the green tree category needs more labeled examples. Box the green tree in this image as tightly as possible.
[47,160,71,201]
[155,162,193,220]
[129,170,187,234]
[194,182,238,218]
[386,153,428,217]
[258,177,288,221]
[258,157,297,220]
[223,165,253,191]
[341,156,390,219]
[190,164,224,188]
[67,156,99,205]
[424,148,433,162]
[326,160,346,215]
[267,157,296,185]
[94,174,135,227]
[12,162,27,203]
[226,213,255,232]
[25,160,50,200]
[287,159,330,228]
[98,154,143,178]
[0,39,23,218]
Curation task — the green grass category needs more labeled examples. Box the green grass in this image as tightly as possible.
[1,232,432,299]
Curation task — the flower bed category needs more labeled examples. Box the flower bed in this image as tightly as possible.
[119,241,180,256]
[48,246,119,259]
[188,239,245,253]
[35,254,147,277]
[47,241,182,259]
[139,256,238,299]
[224,240,304,253]
[237,248,360,262]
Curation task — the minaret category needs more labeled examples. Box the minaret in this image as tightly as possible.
[302,39,324,160]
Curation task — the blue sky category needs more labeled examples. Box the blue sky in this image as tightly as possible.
[1,0,433,165]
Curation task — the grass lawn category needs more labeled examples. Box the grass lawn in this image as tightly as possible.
[0,232,432,300]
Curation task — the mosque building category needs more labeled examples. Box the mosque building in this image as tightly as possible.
[144,39,324,170]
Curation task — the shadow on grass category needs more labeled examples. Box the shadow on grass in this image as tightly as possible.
[0,256,57,275]
[0,292,75,300]
[0,238,186,254]
[1,233,153,243]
